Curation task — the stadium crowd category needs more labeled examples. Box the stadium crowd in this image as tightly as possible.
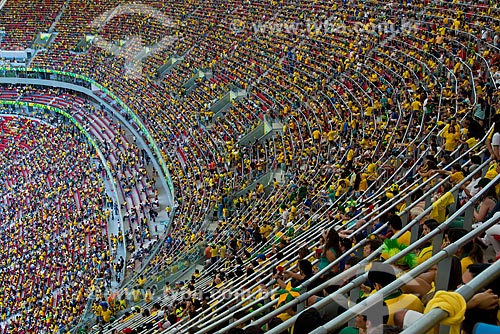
[0,84,167,274]
[0,114,111,333]
[0,0,500,333]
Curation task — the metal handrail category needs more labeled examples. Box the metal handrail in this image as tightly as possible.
[190,44,488,334]
[267,171,500,333]
[310,211,500,333]
[402,253,500,333]
[0,66,175,199]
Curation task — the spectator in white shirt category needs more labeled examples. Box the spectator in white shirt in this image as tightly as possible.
[460,164,482,203]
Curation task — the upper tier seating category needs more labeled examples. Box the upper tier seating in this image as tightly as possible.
[0,0,499,333]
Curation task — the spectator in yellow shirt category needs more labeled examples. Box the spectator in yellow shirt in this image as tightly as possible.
[411,99,422,113]
[335,180,349,199]
[366,157,379,187]
[131,287,142,303]
[368,262,424,326]
[260,223,273,240]
[441,125,461,155]
[346,146,355,169]
[101,307,112,323]
[388,215,411,247]
[137,275,147,288]
[429,182,455,223]
[312,128,321,143]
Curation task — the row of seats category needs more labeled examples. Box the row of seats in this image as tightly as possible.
[0,0,65,50]
[0,85,170,332]
[0,0,499,332]
[70,0,499,332]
